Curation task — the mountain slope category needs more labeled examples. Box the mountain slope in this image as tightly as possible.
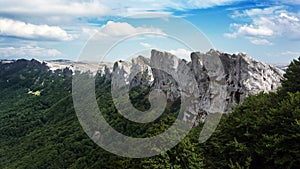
[0,50,295,169]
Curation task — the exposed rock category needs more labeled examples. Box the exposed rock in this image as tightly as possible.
[44,60,113,76]
[106,49,284,124]
[1,49,283,124]
[190,50,283,115]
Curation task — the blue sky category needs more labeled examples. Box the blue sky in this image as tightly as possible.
[0,0,300,63]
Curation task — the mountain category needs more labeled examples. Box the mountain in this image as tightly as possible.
[0,49,290,168]
[44,60,113,75]
[66,49,283,126]
[1,49,283,124]
[108,49,283,121]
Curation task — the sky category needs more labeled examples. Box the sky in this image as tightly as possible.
[0,0,300,63]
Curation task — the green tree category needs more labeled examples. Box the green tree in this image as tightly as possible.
[203,92,300,168]
[280,57,300,94]
[142,117,205,169]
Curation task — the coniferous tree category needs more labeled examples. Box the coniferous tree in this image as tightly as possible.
[280,57,300,94]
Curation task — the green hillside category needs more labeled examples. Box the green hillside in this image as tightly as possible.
[0,58,299,168]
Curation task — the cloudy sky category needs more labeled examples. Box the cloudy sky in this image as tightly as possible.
[0,0,300,63]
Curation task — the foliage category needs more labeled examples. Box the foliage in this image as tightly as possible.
[0,60,203,168]
[279,57,300,95]
[202,92,300,168]
[0,58,300,168]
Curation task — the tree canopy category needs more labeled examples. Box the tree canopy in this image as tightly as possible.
[0,58,299,168]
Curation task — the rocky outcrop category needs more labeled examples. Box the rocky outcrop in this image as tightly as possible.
[5,49,282,124]
[190,49,283,115]
[105,49,283,123]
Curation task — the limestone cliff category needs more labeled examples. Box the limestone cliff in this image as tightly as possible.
[105,49,283,123]
[7,49,282,123]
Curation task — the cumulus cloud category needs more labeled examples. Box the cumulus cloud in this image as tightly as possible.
[167,48,191,58]
[0,0,111,18]
[82,28,99,37]
[140,42,152,48]
[0,18,75,41]
[225,6,300,45]
[0,46,63,58]
[225,24,274,38]
[248,37,273,46]
[83,22,164,39]
[96,21,166,37]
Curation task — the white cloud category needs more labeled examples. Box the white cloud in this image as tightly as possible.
[0,46,63,58]
[0,0,111,18]
[0,18,75,41]
[227,24,274,37]
[96,21,166,37]
[281,51,300,56]
[225,6,300,45]
[0,0,241,22]
[245,6,284,17]
[96,0,242,17]
[279,13,299,22]
[140,42,152,48]
[231,6,286,18]
[248,37,273,46]
[82,28,99,37]
[167,48,191,58]
[184,0,242,9]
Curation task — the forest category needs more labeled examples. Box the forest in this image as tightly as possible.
[0,57,299,169]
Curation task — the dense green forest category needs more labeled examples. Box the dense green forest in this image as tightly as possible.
[0,57,299,168]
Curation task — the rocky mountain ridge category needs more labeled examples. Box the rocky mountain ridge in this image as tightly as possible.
[104,49,284,124]
[0,49,284,124]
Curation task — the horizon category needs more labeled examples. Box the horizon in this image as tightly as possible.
[0,48,293,66]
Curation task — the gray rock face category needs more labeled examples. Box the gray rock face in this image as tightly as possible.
[105,49,284,123]
[190,49,283,115]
